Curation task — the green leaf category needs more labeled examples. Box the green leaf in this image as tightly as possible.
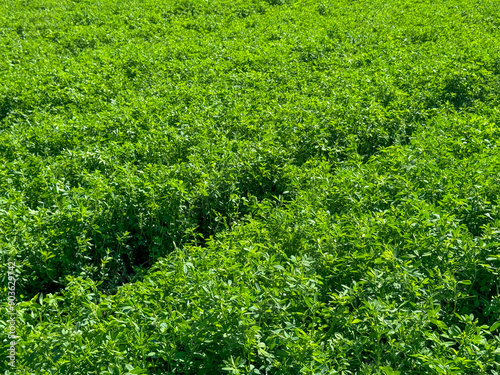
[129,368,148,374]
[490,321,500,332]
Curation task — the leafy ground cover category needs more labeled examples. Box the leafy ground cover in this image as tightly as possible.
[1,0,500,373]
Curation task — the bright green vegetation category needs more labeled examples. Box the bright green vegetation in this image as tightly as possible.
[1,0,500,373]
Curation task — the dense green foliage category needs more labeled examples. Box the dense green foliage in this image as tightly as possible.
[1,0,500,373]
